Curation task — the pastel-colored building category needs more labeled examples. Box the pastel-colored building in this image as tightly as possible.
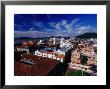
[87,57,96,65]
[71,50,80,64]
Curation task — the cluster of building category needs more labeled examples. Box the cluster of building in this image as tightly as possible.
[46,37,73,48]
[70,38,97,75]
[14,36,97,76]
[14,37,73,76]
[15,37,73,63]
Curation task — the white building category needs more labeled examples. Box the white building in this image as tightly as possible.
[60,39,72,48]
[60,38,65,47]
[56,49,65,55]
[49,38,56,45]
[17,47,29,53]
[34,50,65,63]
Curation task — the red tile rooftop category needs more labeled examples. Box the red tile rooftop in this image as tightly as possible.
[56,54,65,58]
[14,61,31,76]
[14,54,60,76]
[15,45,29,48]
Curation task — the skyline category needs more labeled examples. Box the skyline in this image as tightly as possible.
[14,14,97,38]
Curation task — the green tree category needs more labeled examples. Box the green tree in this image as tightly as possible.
[80,54,88,65]
[64,48,72,63]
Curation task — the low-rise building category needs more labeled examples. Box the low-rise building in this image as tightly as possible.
[34,50,65,63]
[15,46,29,53]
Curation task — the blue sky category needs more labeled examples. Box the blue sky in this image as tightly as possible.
[14,14,97,38]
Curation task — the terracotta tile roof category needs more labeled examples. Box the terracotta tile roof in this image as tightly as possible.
[14,54,60,76]
[31,58,59,76]
[14,61,31,76]
[21,54,36,60]
[15,45,29,48]
[56,54,65,58]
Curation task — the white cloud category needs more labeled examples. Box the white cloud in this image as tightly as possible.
[48,18,96,37]
[29,28,34,31]
[32,22,43,27]
[14,31,47,38]
[78,25,90,30]
[71,18,80,25]
[50,18,79,31]
[56,22,62,30]
[15,18,96,38]
[61,20,67,26]
[74,25,97,36]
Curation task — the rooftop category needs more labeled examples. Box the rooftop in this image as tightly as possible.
[56,54,65,58]
[14,54,60,76]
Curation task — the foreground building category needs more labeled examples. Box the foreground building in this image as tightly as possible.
[14,54,60,76]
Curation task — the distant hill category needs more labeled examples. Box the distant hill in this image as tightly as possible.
[75,32,97,39]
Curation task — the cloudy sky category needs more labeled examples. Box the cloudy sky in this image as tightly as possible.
[14,14,97,38]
